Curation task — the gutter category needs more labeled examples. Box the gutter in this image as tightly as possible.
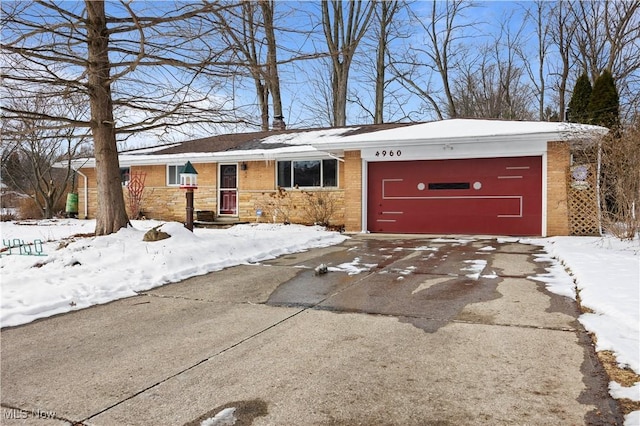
[74,147,336,168]
[308,131,594,151]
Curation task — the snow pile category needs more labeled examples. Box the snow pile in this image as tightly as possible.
[461,259,487,280]
[0,220,347,328]
[201,407,236,426]
[537,236,639,375]
[328,257,377,275]
[525,235,639,424]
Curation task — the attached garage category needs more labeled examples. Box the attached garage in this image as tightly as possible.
[367,156,542,235]
[323,119,608,237]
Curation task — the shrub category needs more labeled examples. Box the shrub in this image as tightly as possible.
[301,190,338,226]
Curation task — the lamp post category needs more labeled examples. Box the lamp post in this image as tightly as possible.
[179,161,198,231]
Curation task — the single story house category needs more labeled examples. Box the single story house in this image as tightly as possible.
[71,119,607,236]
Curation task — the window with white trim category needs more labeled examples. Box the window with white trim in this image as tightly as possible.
[276,159,338,188]
[167,165,181,186]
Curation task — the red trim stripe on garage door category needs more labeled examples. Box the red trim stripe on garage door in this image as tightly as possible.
[367,157,542,236]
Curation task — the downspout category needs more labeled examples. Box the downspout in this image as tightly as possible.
[322,152,345,163]
[73,167,89,219]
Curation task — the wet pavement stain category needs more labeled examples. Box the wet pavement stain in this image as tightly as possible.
[266,237,509,333]
[263,236,624,424]
[182,399,268,426]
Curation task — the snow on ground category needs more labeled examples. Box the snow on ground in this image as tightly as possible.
[0,219,347,328]
[523,235,640,425]
[328,257,377,275]
[527,236,640,375]
[1,220,638,422]
[461,259,487,280]
[200,407,236,426]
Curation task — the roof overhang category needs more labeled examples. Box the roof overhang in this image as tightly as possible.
[69,146,344,169]
[66,119,608,169]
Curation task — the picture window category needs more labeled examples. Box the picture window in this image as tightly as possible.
[277,159,338,188]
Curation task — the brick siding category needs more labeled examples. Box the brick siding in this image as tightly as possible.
[343,150,362,232]
[546,141,570,236]
[79,143,574,236]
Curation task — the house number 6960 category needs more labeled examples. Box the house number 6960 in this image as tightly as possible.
[375,150,401,157]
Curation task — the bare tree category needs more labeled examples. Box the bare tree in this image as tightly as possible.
[373,1,400,124]
[453,21,535,121]
[569,1,640,122]
[260,0,285,130]
[84,0,129,234]
[519,1,553,121]
[321,0,375,126]
[599,121,640,239]
[1,1,240,234]
[212,2,277,131]
[547,0,578,121]
[347,0,413,124]
[391,0,477,120]
[298,58,335,127]
[1,95,89,218]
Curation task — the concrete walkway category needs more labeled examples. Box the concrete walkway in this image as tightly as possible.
[1,236,621,425]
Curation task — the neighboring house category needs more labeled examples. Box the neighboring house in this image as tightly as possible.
[0,182,30,218]
[71,119,608,236]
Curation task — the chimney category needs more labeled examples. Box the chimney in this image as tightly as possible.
[273,115,286,130]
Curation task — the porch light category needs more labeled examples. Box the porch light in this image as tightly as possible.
[179,161,198,231]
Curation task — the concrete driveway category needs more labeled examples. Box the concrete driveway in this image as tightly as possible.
[1,235,621,425]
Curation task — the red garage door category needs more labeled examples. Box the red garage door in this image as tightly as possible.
[367,157,542,236]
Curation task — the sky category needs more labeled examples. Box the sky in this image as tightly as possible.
[0,219,638,424]
[2,1,637,152]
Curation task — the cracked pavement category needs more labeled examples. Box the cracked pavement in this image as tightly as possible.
[0,235,621,425]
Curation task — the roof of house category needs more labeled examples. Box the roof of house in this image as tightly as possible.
[125,122,413,156]
[72,119,608,168]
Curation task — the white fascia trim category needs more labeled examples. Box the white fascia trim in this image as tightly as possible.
[72,148,342,168]
[361,157,368,233]
[311,132,570,151]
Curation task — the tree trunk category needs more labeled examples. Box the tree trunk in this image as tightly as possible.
[322,0,374,127]
[85,0,130,235]
[333,59,350,127]
[555,2,571,121]
[374,1,390,124]
[255,77,269,131]
[260,0,285,130]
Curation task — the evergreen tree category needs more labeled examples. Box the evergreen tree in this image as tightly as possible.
[588,70,620,129]
[567,73,592,123]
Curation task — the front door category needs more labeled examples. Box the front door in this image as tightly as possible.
[219,164,237,215]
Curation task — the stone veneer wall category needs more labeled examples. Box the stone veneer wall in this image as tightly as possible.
[80,159,347,226]
[80,163,218,222]
[237,160,345,225]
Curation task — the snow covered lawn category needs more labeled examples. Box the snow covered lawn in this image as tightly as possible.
[0,219,638,423]
[0,219,347,327]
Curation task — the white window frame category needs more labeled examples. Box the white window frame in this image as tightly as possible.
[166,164,182,186]
[276,159,339,189]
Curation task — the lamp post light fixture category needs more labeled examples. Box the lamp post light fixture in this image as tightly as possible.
[179,161,198,231]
